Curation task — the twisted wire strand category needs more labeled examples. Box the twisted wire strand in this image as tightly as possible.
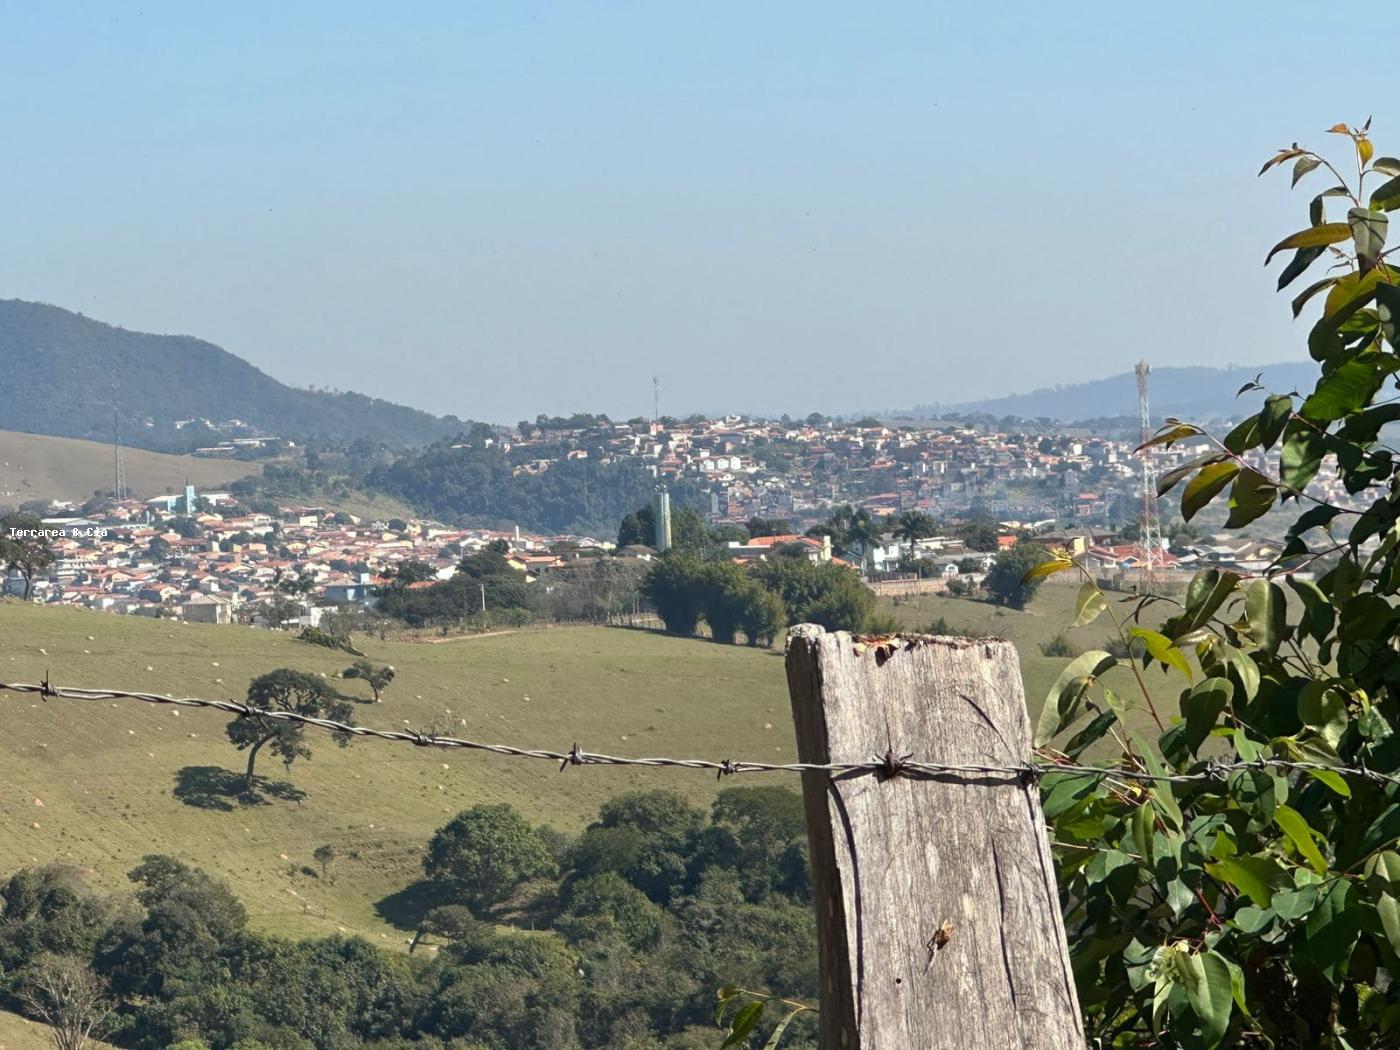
[1,678,1396,787]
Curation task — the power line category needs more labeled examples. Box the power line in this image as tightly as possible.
[1,677,1397,788]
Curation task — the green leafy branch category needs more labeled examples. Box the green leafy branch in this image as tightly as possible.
[715,985,813,1049]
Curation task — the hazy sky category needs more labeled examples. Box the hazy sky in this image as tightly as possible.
[0,3,1384,423]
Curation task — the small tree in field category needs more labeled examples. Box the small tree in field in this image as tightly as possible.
[18,954,112,1050]
[982,543,1051,608]
[226,670,354,795]
[423,803,557,916]
[343,659,395,702]
[312,844,337,879]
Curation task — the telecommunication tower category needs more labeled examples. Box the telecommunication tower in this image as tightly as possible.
[112,395,127,501]
[1135,360,1164,588]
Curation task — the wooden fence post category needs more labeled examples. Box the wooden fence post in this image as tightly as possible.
[784,625,1084,1049]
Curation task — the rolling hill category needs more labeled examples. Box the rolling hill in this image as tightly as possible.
[0,586,1163,945]
[922,361,1319,422]
[0,603,795,943]
[0,300,468,453]
[0,429,259,508]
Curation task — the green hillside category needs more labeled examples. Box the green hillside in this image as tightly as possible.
[0,585,1167,947]
[0,429,259,507]
[0,300,467,452]
[0,603,794,944]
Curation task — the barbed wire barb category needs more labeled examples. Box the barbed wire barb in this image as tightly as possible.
[1,678,1397,788]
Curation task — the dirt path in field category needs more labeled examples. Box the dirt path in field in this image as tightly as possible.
[414,630,518,644]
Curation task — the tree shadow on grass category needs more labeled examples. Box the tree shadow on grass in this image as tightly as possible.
[172,765,307,810]
[374,879,454,932]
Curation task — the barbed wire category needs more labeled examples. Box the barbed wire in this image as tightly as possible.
[1,677,1398,789]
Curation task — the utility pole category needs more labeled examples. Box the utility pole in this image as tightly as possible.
[480,582,486,614]
[653,376,661,422]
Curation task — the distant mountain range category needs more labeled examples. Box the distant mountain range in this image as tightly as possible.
[918,362,1319,423]
[0,299,468,452]
[0,298,1322,454]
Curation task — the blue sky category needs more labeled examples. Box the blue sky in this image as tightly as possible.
[0,3,1384,422]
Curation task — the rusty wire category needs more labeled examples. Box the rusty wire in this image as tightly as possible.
[1,677,1397,788]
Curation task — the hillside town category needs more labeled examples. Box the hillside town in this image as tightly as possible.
[1,413,1341,624]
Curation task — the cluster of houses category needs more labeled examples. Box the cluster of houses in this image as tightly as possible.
[501,414,1365,531]
[504,417,1140,524]
[2,485,612,626]
[5,406,1343,623]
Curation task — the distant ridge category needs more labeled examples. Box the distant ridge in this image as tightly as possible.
[922,362,1318,422]
[0,299,467,452]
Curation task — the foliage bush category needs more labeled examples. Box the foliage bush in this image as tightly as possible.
[1030,123,1400,1047]
[296,626,364,656]
[0,786,818,1050]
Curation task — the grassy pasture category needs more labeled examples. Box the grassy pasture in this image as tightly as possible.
[0,430,258,507]
[0,580,1181,944]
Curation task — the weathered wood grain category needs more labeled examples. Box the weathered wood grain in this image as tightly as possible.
[784,625,1083,1049]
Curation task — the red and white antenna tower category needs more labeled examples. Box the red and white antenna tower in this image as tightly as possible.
[1135,360,1164,588]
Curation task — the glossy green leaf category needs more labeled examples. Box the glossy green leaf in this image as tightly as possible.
[1274,804,1328,874]
[1308,285,1379,360]
[1291,155,1321,186]
[1207,854,1288,907]
[1378,283,1400,349]
[1225,469,1277,528]
[1322,267,1387,318]
[1180,950,1234,1050]
[1171,568,1240,637]
[1245,579,1286,654]
[1301,355,1397,422]
[1158,454,1225,496]
[1182,462,1240,521]
[1231,906,1272,934]
[1131,736,1184,831]
[762,1008,802,1050]
[1298,682,1349,749]
[1372,173,1400,211]
[1378,894,1400,959]
[1278,424,1325,494]
[1021,557,1073,585]
[1265,223,1351,263]
[1224,646,1260,701]
[1304,766,1351,797]
[1221,415,1262,454]
[1130,627,1192,680]
[1138,423,1203,451]
[1259,394,1293,449]
[1364,851,1400,893]
[1040,771,1099,819]
[1288,574,1336,645]
[1072,580,1107,627]
[1178,677,1231,759]
[1276,245,1325,291]
[1062,710,1117,760]
[1301,879,1359,982]
[1291,273,1340,317]
[1035,650,1116,746]
[721,1000,765,1048]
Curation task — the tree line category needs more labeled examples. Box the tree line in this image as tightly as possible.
[0,786,817,1050]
